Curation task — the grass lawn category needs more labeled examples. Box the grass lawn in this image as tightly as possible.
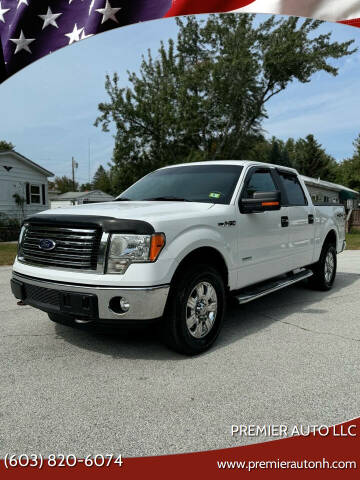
[346,232,360,250]
[0,243,17,266]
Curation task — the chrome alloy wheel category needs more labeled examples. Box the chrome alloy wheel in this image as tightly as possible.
[186,281,218,339]
[324,250,335,283]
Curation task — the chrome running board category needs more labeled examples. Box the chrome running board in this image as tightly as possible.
[235,269,313,305]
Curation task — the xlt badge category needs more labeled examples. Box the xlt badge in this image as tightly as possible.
[218,220,236,227]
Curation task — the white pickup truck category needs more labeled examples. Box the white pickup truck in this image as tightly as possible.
[11,161,346,354]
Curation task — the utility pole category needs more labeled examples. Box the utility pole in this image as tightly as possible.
[88,140,91,184]
[72,157,78,191]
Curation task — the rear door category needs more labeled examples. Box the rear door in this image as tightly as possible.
[235,166,291,289]
[276,170,315,269]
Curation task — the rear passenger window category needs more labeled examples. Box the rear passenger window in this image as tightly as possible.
[278,172,307,206]
[244,170,277,198]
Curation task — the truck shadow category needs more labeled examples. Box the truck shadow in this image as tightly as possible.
[54,272,360,360]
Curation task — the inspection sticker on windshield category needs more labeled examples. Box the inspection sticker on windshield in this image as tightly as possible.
[209,192,221,199]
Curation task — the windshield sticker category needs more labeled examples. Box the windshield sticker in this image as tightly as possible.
[209,192,221,199]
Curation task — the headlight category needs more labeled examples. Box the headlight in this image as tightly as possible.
[107,233,166,274]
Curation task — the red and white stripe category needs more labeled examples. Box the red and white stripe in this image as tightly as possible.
[166,1,360,27]
[233,0,360,23]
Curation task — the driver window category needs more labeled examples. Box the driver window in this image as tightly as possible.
[244,170,277,198]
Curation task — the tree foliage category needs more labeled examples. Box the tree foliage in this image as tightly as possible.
[49,176,78,194]
[248,136,293,167]
[336,134,360,192]
[0,140,15,151]
[92,165,112,193]
[80,182,93,192]
[289,134,338,180]
[95,13,355,191]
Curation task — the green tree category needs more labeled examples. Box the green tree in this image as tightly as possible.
[80,182,93,192]
[0,140,15,151]
[267,138,292,167]
[336,134,360,191]
[291,135,337,180]
[92,165,112,193]
[95,14,355,190]
[51,176,78,194]
[247,136,293,167]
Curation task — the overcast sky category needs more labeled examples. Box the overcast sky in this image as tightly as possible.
[0,14,359,185]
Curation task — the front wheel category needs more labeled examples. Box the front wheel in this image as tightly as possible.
[308,243,337,291]
[163,264,226,355]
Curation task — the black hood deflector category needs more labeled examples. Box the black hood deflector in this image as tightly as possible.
[24,214,155,235]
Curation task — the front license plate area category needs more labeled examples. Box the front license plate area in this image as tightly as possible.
[60,292,98,318]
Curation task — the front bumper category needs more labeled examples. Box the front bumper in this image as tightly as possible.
[11,272,170,321]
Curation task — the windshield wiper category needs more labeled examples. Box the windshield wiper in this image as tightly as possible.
[115,197,131,201]
[142,196,189,202]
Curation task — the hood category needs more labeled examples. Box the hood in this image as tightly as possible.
[34,201,214,225]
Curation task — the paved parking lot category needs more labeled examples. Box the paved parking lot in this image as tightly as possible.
[0,251,359,457]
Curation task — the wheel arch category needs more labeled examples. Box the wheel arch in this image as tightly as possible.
[323,229,337,250]
[171,246,229,289]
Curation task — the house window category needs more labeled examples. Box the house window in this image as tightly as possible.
[30,185,41,204]
[324,195,330,203]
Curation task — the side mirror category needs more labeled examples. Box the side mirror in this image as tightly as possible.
[240,191,281,214]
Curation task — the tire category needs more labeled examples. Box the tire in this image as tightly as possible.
[48,312,75,327]
[162,264,226,355]
[308,243,337,291]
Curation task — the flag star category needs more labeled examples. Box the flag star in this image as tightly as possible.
[89,0,95,15]
[38,7,62,30]
[68,0,95,14]
[17,0,28,9]
[0,2,10,23]
[65,23,84,44]
[80,29,94,40]
[96,0,121,24]
[10,30,35,54]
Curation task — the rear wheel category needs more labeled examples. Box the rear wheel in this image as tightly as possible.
[162,264,226,355]
[308,243,337,291]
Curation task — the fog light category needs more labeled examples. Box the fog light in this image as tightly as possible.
[119,297,130,312]
[109,296,130,314]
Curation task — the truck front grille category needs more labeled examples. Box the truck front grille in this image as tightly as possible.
[20,225,102,270]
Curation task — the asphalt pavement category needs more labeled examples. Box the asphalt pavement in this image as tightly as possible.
[0,251,359,457]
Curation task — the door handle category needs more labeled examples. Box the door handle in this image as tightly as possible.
[308,214,314,224]
[281,216,289,228]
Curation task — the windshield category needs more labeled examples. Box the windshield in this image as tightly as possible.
[117,164,243,204]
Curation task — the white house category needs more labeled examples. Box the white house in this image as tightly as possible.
[0,150,53,222]
[50,190,114,209]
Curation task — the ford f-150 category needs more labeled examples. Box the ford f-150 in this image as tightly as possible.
[11,161,346,354]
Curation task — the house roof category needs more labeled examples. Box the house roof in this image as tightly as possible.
[55,190,114,201]
[0,150,54,177]
[301,175,359,195]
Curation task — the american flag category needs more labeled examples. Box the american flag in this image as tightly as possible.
[0,0,172,82]
[0,0,359,84]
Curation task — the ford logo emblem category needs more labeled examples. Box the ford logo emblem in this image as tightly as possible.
[39,239,56,251]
